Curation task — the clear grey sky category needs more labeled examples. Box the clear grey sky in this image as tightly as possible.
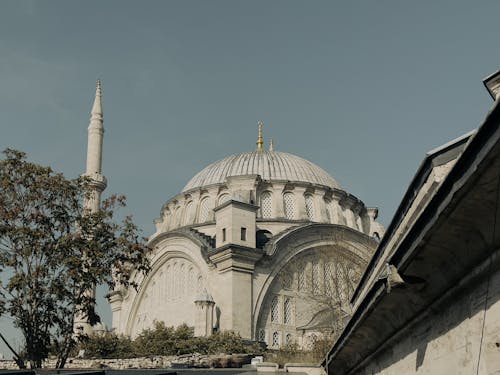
[1,0,499,357]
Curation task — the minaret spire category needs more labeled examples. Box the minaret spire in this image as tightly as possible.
[90,79,103,121]
[86,80,104,176]
[256,120,264,152]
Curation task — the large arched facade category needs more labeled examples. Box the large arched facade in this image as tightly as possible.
[252,225,376,347]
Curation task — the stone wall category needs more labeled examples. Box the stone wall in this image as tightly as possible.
[0,353,252,370]
[355,261,500,374]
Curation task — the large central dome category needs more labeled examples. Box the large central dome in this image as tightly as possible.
[182,150,340,192]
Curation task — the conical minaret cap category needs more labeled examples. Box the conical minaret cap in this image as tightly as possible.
[89,79,103,127]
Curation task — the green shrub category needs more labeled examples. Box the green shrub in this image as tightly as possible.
[78,332,135,359]
[77,323,263,359]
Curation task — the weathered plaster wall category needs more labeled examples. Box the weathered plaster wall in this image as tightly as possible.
[355,260,500,375]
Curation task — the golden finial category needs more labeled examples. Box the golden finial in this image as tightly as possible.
[269,138,274,152]
[256,120,264,152]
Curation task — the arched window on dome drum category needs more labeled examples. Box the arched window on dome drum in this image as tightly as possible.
[260,191,272,218]
[283,192,296,220]
[184,201,195,225]
[198,198,210,223]
[324,198,332,223]
[305,194,315,221]
[217,193,230,206]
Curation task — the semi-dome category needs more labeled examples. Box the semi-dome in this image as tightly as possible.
[182,150,340,192]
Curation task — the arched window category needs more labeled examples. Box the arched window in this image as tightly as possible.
[272,331,280,347]
[324,199,331,222]
[305,194,315,221]
[184,201,195,225]
[298,266,306,291]
[261,191,272,218]
[198,198,210,223]
[218,193,230,206]
[337,265,347,301]
[271,296,280,323]
[284,297,293,325]
[311,261,320,294]
[286,333,293,345]
[283,192,296,220]
[324,262,334,297]
[258,329,266,343]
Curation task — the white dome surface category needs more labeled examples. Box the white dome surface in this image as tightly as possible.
[182,150,340,192]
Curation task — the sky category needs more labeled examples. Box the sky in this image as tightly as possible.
[1,0,500,358]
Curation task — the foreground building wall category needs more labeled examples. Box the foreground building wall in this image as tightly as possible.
[323,71,500,375]
[360,253,500,374]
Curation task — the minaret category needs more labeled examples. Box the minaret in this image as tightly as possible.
[74,80,107,336]
[85,79,107,211]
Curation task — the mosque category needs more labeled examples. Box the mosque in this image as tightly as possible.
[78,70,500,373]
[76,81,385,348]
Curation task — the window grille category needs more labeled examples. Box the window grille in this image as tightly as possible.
[272,331,280,347]
[337,265,347,301]
[305,195,315,221]
[198,198,210,223]
[284,297,293,325]
[283,193,296,220]
[324,262,334,297]
[312,261,320,294]
[261,191,272,218]
[218,194,230,205]
[271,296,280,323]
[309,334,317,347]
[258,329,266,342]
[298,267,306,291]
